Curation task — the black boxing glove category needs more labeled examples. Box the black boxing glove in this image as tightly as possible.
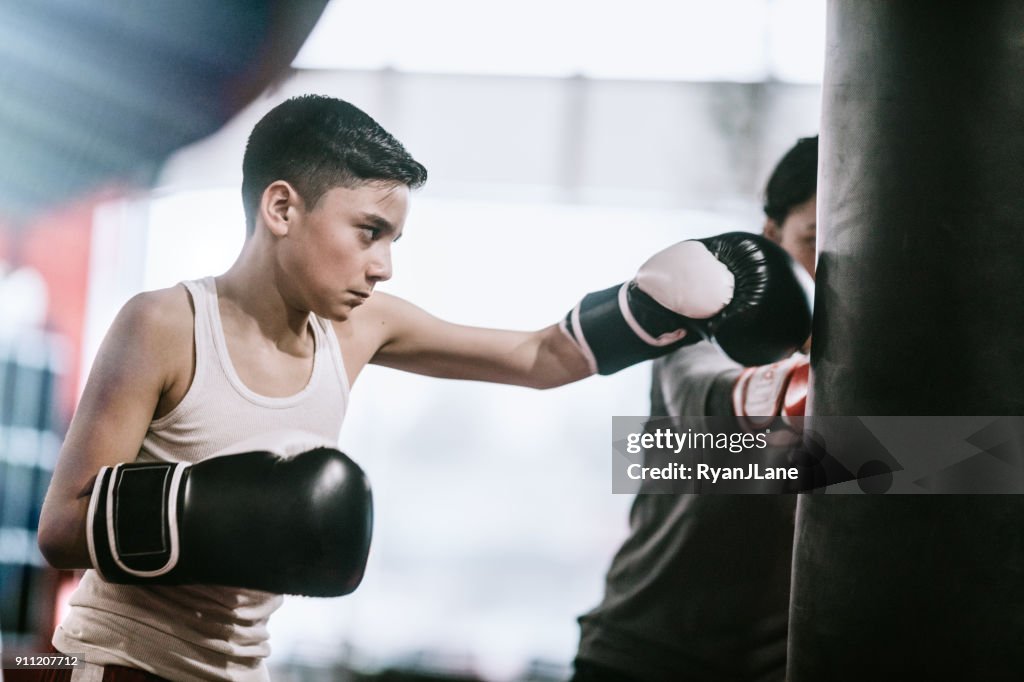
[560,232,812,374]
[561,239,733,375]
[702,232,814,366]
[86,446,372,597]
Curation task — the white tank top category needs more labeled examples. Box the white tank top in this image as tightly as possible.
[53,277,351,681]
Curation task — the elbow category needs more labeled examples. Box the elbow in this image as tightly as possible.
[37,512,86,570]
[37,525,69,569]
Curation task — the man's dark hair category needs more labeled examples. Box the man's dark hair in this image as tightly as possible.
[763,135,818,224]
[241,95,428,235]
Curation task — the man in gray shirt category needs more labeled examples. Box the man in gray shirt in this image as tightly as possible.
[573,136,818,682]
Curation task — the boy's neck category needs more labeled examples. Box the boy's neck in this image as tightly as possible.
[216,238,312,347]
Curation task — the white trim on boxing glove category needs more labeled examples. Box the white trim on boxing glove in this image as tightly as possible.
[617,283,689,347]
[87,461,190,580]
[559,301,598,375]
[561,282,705,376]
[85,466,110,581]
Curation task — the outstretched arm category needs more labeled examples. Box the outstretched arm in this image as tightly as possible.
[361,232,812,388]
[366,293,591,389]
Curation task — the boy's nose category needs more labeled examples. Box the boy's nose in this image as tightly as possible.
[367,250,392,283]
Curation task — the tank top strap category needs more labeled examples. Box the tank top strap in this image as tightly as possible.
[310,314,350,399]
[179,277,219,396]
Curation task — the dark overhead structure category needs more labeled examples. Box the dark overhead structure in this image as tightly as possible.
[0,0,328,224]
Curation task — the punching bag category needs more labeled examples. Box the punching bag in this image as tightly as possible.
[789,2,1024,680]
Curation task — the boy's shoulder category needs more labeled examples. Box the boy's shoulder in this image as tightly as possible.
[116,284,194,347]
[328,291,409,373]
[87,285,195,404]
[330,290,404,334]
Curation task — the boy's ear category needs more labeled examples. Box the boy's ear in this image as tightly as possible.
[763,217,783,245]
[260,181,301,237]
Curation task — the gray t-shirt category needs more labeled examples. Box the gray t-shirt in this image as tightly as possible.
[577,342,796,682]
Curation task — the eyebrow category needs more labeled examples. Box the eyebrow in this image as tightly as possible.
[356,212,402,241]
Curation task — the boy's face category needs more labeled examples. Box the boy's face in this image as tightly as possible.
[765,194,817,279]
[280,180,409,321]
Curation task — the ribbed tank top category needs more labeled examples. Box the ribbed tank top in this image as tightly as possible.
[53,277,350,681]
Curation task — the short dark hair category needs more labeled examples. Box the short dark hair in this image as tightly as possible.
[763,135,818,224]
[241,95,428,235]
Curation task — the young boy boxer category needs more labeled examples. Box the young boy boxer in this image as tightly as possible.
[36,96,811,681]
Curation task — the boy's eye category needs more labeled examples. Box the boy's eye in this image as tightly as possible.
[360,226,380,240]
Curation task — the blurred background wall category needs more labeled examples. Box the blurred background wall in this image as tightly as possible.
[0,1,823,680]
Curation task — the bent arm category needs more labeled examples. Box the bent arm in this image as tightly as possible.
[37,290,185,569]
[655,341,742,417]
[365,293,592,389]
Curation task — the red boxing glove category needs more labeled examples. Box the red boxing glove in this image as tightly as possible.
[732,354,809,431]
